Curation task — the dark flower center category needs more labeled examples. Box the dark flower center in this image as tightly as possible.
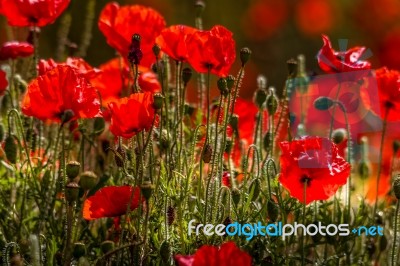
[300,175,311,186]
[385,100,394,110]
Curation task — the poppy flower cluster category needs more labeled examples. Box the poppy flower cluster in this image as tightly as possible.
[22,65,101,122]
[108,92,156,138]
[279,137,351,204]
[0,41,34,61]
[0,0,70,27]
[83,186,142,220]
[175,241,252,266]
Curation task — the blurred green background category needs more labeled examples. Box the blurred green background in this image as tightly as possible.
[1,0,400,99]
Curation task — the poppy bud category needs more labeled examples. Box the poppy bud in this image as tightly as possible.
[202,143,212,163]
[194,0,206,17]
[128,34,143,65]
[266,87,278,115]
[254,89,267,109]
[4,134,18,164]
[226,75,235,92]
[314,97,334,110]
[153,93,164,110]
[100,240,115,254]
[250,179,261,201]
[332,128,347,144]
[140,181,154,201]
[159,129,170,150]
[358,161,369,180]
[0,123,4,142]
[222,172,231,188]
[114,145,126,168]
[79,171,99,191]
[379,235,388,252]
[66,161,80,181]
[160,240,171,263]
[73,242,86,259]
[182,67,192,87]
[263,132,272,152]
[65,182,80,204]
[229,114,239,132]
[393,175,400,199]
[93,117,105,136]
[184,104,195,116]
[393,140,400,154]
[217,78,228,96]
[231,188,241,206]
[167,206,175,225]
[240,47,251,66]
[61,109,75,124]
[225,137,233,153]
[267,199,279,222]
[152,44,161,58]
[287,58,297,76]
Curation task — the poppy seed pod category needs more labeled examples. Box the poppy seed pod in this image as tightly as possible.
[217,78,228,96]
[61,109,75,124]
[4,134,18,164]
[266,87,278,115]
[240,47,252,66]
[66,161,81,181]
[140,181,154,201]
[182,67,192,87]
[314,97,334,110]
[65,182,80,204]
[152,44,161,58]
[393,175,400,199]
[153,93,164,110]
[332,128,347,145]
[79,171,99,190]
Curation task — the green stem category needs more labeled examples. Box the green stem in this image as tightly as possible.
[392,201,400,266]
[329,83,342,139]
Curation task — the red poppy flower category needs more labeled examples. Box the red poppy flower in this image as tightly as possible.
[295,0,335,36]
[175,241,252,266]
[83,186,142,220]
[360,67,400,122]
[138,70,161,93]
[279,137,351,204]
[156,25,198,62]
[108,92,156,138]
[0,41,34,60]
[0,69,7,95]
[38,57,101,79]
[98,2,166,68]
[187,25,236,77]
[317,35,371,74]
[1,0,70,27]
[22,65,101,122]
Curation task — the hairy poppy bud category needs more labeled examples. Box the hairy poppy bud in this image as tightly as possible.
[184,104,195,116]
[267,199,279,222]
[287,58,298,76]
[79,171,98,190]
[250,179,261,201]
[65,182,80,204]
[226,75,235,92]
[61,109,74,124]
[4,134,18,164]
[254,89,267,109]
[263,132,272,152]
[202,143,212,163]
[217,78,228,96]
[140,181,154,201]
[93,117,105,136]
[314,97,334,110]
[100,240,115,254]
[66,161,80,181]
[231,188,241,206]
[379,235,388,252]
[225,137,233,153]
[160,240,171,263]
[128,34,143,65]
[332,128,347,144]
[0,123,4,142]
[240,47,251,66]
[153,93,164,110]
[152,44,161,58]
[182,67,192,87]
[266,87,278,115]
[393,175,400,199]
[114,145,126,168]
[229,114,239,132]
[73,242,86,259]
[167,206,175,225]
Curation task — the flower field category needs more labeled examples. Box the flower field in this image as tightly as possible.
[1,0,400,265]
